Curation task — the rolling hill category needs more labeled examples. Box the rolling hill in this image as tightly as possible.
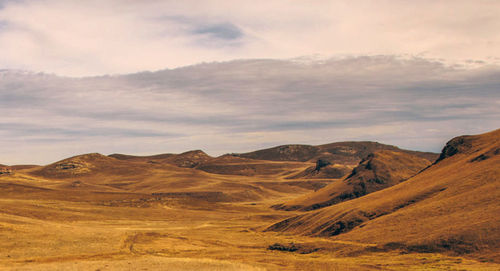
[21,151,319,202]
[109,150,212,168]
[275,150,432,211]
[110,151,310,177]
[267,129,500,261]
[29,153,146,179]
[108,142,438,179]
[194,154,309,177]
[284,159,352,179]
[236,141,438,164]
[0,133,498,269]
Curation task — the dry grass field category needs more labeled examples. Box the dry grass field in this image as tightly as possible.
[0,137,498,270]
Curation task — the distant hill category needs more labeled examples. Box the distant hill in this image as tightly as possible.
[260,142,437,180]
[110,150,211,168]
[23,142,438,182]
[0,164,39,175]
[108,153,175,161]
[18,151,325,203]
[195,154,309,177]
[285,160,351,179]
[267,128,500,260]
[8,165,39,170]
[165,150,212,168]
[236,141,438,165]
[109,142,438,178]
[275,150,431,210]
[111,152,309,177]
[29,153,146,179]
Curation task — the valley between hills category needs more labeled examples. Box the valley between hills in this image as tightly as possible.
[0,129,499,270]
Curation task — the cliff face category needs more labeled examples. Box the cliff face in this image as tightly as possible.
[434,135,474,164]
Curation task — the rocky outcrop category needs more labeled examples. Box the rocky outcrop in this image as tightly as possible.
[275,150,432,211]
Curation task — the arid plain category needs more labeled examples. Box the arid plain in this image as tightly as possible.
[0,129,499,270]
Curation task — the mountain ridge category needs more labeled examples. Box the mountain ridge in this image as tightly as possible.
[235,141,438,164]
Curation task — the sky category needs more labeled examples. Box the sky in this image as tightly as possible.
[0,0,500,164]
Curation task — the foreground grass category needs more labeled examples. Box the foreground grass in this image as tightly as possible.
[0,196,498,271]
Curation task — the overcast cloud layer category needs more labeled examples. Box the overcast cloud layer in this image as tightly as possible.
[1,56,500,164]
[0,0,500,76]
[0,1,499,164]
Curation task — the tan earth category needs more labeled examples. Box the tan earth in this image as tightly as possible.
[0,136,498,270]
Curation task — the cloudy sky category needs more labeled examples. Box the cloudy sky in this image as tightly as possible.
[1,0,500,164]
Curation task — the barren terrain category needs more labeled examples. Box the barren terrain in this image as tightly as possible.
[0,137,498,270]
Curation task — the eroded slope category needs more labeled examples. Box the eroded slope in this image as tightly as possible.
[276,150,431,211]
[268,129,500,261]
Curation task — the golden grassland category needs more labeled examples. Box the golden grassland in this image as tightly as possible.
[1,192,498,270]
[0,132,499,270]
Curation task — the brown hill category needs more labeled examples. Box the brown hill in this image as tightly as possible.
[28,153,145,179]
[8,164,40,170]
[237,141,438,165]
[110,151,309,177]
[267,129,500,261]
[110,150,211,168]
[195,154,309,177]
[25,153,225,194]
[276,150,431,211]
[108,142,437,179]
[108,153,175,161]
[166,150,212,168]
[285,159,352,179]
[283,142,436,180]
[23,152,316,202]
[236,144,319,162]
[0,164,39,171]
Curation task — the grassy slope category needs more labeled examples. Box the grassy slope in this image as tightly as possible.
[268,129,500,262]
[237,141,438,164]
[1,171,498,270]
[195,155,311,177]
[110,150,212,168]
[276,150,431,211]
[237,142,437,181]
[0,135,497,269]
[111,151,313,178]
[23,153,323,203]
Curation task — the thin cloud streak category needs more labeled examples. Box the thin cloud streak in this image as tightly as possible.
[0,0,499,76]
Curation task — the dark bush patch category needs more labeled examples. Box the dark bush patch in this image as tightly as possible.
[268,243,298,252]
[470,148,499,162]
[267,243,319,254]
[315,159,331,171]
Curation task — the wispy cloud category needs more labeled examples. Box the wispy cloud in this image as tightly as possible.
[0,0,499,75]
